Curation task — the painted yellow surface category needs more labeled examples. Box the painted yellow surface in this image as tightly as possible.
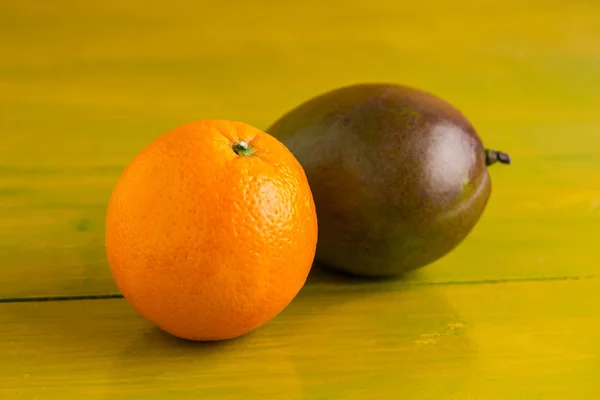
[1,0,599,299]
[1,279,599,399]
[1,1,599,398]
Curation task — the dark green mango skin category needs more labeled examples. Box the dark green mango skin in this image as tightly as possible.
[267,83,492,277]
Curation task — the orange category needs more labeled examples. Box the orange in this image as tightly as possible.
[105,119,318,341]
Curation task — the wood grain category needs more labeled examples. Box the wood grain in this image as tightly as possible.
[1,278,599,399]
[2,2,598,398]
[1,2,599,295]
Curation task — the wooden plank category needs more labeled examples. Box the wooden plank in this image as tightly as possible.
[1,278,598,399]
[2,0,600,298]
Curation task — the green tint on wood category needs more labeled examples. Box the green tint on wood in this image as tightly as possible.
[1,279,599,399]
[2,1,599,398]
[1,0,600,298]
[0,0,600,299]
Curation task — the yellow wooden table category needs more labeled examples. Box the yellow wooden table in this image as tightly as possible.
[1,0,599,398]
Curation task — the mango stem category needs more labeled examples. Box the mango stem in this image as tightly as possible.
[485,149,511,166]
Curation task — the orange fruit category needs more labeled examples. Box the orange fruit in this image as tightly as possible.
[105,119,318,341]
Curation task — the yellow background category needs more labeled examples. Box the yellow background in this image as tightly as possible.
[1,0,599,398]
